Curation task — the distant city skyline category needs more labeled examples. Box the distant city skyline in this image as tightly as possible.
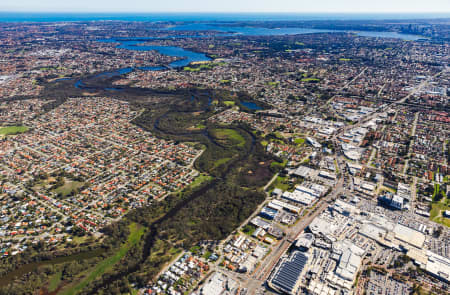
[1,0,450,13]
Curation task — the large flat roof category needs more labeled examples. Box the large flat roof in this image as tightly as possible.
[393,224,425,248]
[269,251,309,295]
[426,251,450,283]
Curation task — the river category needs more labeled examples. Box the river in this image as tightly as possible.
[74,25,422,89]
[74,39,212,89]
[0,248,104,288]
[168,23,424,40]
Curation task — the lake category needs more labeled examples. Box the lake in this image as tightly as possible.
[241,101,263,110]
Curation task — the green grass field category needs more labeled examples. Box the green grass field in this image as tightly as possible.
[223,100,235,106]
[189,174,213,189]
[0,125,29,136]
[48,271,62,292]
[183,62,226,72]
[60,223,145,295]
[269,176,291,192]
[211,128,245,147]
[301,78,320,82]
[183,66,201,72]
[54,181,84,197]
[195,123,206,129]
[213,157,231,169]
[273,132,284,140]
[270,160,287,171]
[294,138,305,145]
[430,195,450,227]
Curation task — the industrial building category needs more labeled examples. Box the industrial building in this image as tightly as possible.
[318,170,337,181]
[282,190,317,206]
[268,199,302,214]
[259,206,279,220]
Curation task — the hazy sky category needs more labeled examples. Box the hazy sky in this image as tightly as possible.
[1,0,450,13]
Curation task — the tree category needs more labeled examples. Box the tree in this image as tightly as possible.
[433,226,443,238]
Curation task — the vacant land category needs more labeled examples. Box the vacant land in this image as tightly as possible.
[0,125,29,136]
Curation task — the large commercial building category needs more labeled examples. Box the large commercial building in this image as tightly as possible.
[200,272,239,295]
[325,240,365,289]
[425,251,450,283]
[268,251,309,295]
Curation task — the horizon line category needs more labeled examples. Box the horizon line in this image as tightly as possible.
[1,11,450,14]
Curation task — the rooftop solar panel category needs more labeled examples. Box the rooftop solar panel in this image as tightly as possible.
[269,251,309,294]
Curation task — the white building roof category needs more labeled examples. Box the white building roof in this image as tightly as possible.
[393,224,425,248]
[426,251,450,283]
